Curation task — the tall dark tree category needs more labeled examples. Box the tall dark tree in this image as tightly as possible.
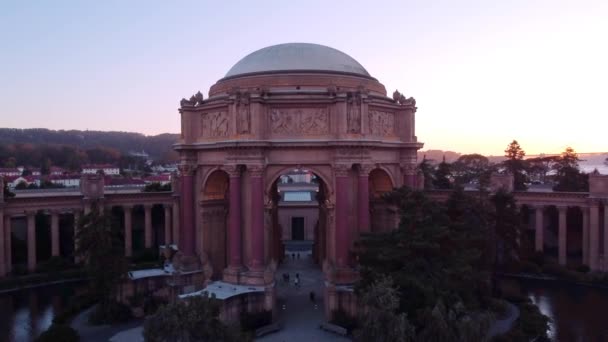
[490,190,523,266]
[552,147,588,192]
[417,156,435,190]
[433,156,452,189]
[526,155,560,184]
[503,140,528,190]
[76,207,127,317]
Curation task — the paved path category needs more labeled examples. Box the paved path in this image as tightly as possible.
[71,306,143,342]
[486,302,520,339]
[257,252,350,342]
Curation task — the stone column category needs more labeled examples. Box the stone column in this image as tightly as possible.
[144,204,153,248]
[4,215,11,274]
[0,209,5,277]
[73,211,81,263]
[164,205,171,245]
[589,201,600,270]
[604,200,608,271]
[582,206,589,265]
[249,166,265,270]
[123,205,133,257]
[558,206,567,265]
[227,166,242,269]
[26,211,36,272]
[172,201,180,248]
[358,165,371,234]
[534,205,544,252]
[179,165,195,256]
[402,164,417,188]
[334,165,350,268]
[51,211,60,257]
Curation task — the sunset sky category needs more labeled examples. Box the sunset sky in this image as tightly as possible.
[1,1,606,155]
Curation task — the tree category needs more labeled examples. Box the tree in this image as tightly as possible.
[526,155,560,184]
[490,190,523,266]
[15,181,28,190]
[417,156,435,190]
[354,277,415,342]
[433,157,452,189]
[3,180,15,198]
[143,294,241,342]
[75,207,128,321]
[552,147,588,192]
[503,140,528,190]
[452,154,493,188]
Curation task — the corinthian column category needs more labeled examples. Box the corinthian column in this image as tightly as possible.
[0,209,5,277]
[249,165,265,270]
[144,204,153,248]
[227,165,243,269]
[358,165,372,234]
[334,164,351,268]
[534,205,544,252]
[589,201,600,270]
[26,211,36,272]
[164,204,171,245]
[179,163,196,256]
[582,206,589,265]
[123,205,133,257]
[557,206,568,266]
[51,211,60,257]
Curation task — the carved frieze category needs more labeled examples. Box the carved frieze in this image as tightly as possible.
[368,110,394,136]
[201,111,229,138]
[269,108,328,135]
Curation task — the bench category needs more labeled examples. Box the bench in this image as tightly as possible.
[254,322,282,337]
[319,322,348,336]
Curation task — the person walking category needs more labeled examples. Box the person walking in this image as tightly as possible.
[309,291,316,303]
[294,276,299,288]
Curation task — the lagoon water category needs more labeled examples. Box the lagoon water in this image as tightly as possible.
[0,282,85,342]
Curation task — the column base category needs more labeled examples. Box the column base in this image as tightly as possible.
[223,266,244,284]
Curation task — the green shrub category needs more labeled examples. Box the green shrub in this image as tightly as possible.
[132,248,159,264]
[35,324,79,342]
[519,261,541,274]
[53,293,97,324]
[240,310,272,332]
[575,264,590,273]
[487,298,509,318]
[330,309,358,335]
[88,301,133,325]
[36,256,76,273]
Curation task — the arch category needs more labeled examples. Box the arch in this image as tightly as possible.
[264,165,333,201]
[369,168,394,198]
[200,169,230,279]
[202,170,230,200]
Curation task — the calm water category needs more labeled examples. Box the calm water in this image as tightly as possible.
[0,282,86,342]
[503,278,608,341]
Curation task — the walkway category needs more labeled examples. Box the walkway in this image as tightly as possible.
[257,251,349,342]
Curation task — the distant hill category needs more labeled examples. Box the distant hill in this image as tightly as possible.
[0,128,179,161]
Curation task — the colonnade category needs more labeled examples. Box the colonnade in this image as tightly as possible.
[529,200,608,270]
[0,202,178,277]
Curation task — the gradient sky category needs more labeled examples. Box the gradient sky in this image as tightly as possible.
[1,0,606,155]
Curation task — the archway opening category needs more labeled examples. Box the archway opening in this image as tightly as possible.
[368,168,395,233]
[201,170,229,279]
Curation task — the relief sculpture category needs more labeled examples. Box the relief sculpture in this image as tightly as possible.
[347,95,361,133]
[237,93,250,134]
[270,108,328,135]
[368,110,394,136]
[201,111,229,137]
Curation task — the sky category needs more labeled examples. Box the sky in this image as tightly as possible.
[1,0,606,155]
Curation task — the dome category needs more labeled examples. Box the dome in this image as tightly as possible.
[224,43,371,79]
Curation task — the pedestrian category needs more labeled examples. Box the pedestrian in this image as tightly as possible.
[309,291,316,303]
[297,253,300,259]
[294,276,299,288]
[292,253,295,260]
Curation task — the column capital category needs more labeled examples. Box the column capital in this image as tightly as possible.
[401,163,417,176]
[163,203,172,210]
[358,164,375,177]
[556,205,569,212]
[247,164,265,177]
[334,164,352,177]
[25,210,36,217]
[178,163,196,176]
[123,204,134,210]
[143,203,154,210]
[224,164,242,178]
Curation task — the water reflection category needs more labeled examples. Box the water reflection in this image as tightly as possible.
[510,278,608,342]
[0,282,85,342]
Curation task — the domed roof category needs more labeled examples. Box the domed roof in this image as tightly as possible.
[224,43,371,79]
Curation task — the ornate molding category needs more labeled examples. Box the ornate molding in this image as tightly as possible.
[201,111,229,137]
[401,163,417,175]
[180,91,204,107]
[359,164,375,176]
[178,164,196,176]
[269,107,328,135]
[236,92,251,134]
[223,164,241,178]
